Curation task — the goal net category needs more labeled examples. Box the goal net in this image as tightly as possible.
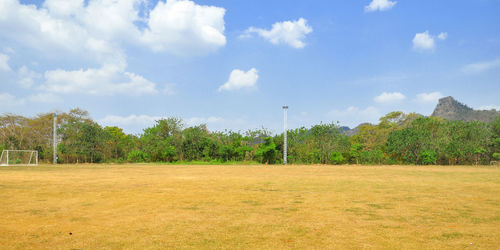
[0,150,38,166]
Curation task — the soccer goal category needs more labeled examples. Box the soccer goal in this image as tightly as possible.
[0,150,38,166]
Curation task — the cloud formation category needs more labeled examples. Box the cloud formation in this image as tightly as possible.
[413,31,435,52]
[415,92,443,103]
[218,68,259,92]
[0,91,63,107]
[0,53,11,71]
[27,92,62,103]
[412,31,447,52]
[243,18,313,49]
[17,66,41,88]
[462,59,500,74]
[365,0,397,12]
[0,0,227,96]
[437,32,448,40]
[374,92,406,103]
[142,0,226,56]
[42,64,158,96]
[0,92,25,107]
[0,0,227,59]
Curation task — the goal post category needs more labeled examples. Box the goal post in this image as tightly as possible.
[0,150,38,166]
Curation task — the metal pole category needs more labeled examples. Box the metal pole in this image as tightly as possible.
[282,106,288,165]
[53,113,57,164]
[28,151,33,165]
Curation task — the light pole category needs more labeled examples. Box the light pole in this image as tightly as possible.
[53,113,57,164]
[282,105,288,165]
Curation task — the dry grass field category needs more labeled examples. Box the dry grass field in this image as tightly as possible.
[0,164,499,249]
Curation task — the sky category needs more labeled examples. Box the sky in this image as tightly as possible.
[0,0,499,134]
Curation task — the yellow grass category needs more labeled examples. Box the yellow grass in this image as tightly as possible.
[0,164,499,249]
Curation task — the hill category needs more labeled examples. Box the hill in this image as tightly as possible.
[431,96,500,123]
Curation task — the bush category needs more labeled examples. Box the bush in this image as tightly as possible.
[330,152,345,165]
[420,150,437,165]
[359,149,386,165]
[255,137,278,164]
[127,150,147,163]
[493,153,500,160]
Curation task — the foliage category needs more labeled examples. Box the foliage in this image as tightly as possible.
[127,150,147,163]
[493,153,500,160]
[330,152,345,165]
[420,150,437,165]
[0,109,498,165]
[349,143,363,164]
[255,137,278,164]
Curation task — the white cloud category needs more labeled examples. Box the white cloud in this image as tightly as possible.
[365,0,397,12]
[42,64,158,96]
[327,106,381,127]
[43,0,84,17]
[477,105,500,111]
[462,59,500,74]
[18,66,41,88]
[27,92,62,103]
[413,31,435,52]
[412,31,448,52]
[0,92,25,107]
[415,92,444,104]
[141,0,226,56]
[374,92,406,103]
[0,0,226,60]
[218,68,259,92]
[243,18,313,49]
[81,0,141,41]
[162,83,177,95]
[0,0,228,98]
[438,32,448,40]
[0,53,11,71]
[0,0,101,58]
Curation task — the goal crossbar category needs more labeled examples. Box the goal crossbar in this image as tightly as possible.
[0,150,38,166]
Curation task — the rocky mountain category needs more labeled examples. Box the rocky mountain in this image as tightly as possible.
[431,96,500,123]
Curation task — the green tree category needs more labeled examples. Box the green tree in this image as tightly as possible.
[420,150,437,165]
[492,116,500,161]
[56,109,106,163]
[350,143,363,164]
[330,152,345,165]
[255,137,278,164]
[386,117,445,164]
[140,118,183,162]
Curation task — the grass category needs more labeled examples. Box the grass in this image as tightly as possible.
[0,164,499,249]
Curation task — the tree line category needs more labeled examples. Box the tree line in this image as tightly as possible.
[1,109,499,165]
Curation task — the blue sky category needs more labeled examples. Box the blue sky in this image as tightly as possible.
[0,0,499,134]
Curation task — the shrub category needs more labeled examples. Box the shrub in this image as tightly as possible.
[330,152,345,165]
[255,137,278,164]
[359,149,386,165]
[493,153,500,160]
[127,150,147,163]
[420,150,437,165]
